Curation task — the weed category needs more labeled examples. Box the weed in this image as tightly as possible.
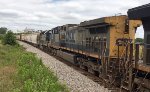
[0,43,68,92]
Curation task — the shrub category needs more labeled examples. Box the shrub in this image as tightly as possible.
[3,31,17,45]
[0,34,3,40]
[135,38,144,43]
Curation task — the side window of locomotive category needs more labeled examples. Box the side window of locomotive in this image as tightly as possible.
[70,33,72,39]
[66,32,70,41]
[95,37,100,46]
[71,32,74,40]
[96,27,107,33]
[61,34,65,39]
[54,30,58,34]
[89,27,107,34]
[89,28,96,34]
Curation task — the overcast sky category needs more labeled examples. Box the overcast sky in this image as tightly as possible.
[0,0,149,37]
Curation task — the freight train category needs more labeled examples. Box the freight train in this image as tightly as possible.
[17,7,150,92]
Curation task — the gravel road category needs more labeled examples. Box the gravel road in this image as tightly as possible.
[19,41,110,92]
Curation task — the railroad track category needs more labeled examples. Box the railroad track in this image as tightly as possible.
[22,41,120,92]
[41,48,120,92]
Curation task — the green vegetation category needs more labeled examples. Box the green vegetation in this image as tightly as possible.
[0,34,3,40]
[0,42,68,92]
[0,27,7,40]
[2,31,17,45]
[0,43,23,92]
[0,27,7,34]
[0,27,17,45]
[135,38,144,43]
[16,52,68,92]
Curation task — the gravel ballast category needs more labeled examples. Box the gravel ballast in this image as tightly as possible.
[19,41,110,92]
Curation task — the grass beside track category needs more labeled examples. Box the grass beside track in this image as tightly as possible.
[0,41,68,92]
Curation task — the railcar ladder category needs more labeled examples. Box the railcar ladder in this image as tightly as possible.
[106,39,134,91]
[106,59,115,87]
[121,44,133,92]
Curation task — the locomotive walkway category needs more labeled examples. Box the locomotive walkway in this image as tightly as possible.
[19,41,110,92]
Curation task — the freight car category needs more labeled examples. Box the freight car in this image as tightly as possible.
[19,14,150,92]
[19,32,40,46]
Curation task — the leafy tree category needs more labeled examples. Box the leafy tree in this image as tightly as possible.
[0,27,7,34]
[2,31,17,45]
[135,38,144,43]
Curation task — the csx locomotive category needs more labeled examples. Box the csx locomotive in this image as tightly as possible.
[18,15,150,92]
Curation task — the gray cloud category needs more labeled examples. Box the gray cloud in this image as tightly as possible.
[0,11,19,18]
